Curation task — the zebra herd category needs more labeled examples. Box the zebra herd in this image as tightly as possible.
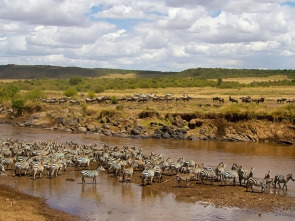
[0,138,294,194]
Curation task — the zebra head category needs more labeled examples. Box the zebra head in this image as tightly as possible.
[287,174,295,182]
[97,166,106,172]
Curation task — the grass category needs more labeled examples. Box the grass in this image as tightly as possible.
[218,75,292,84]
[99,86,295,100]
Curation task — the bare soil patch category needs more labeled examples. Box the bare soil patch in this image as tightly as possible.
[0,182,80,221]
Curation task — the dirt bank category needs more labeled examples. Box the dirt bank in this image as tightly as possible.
[0,103,294,144]
[0,182,80,221]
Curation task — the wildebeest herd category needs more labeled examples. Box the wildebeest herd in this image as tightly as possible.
[0,138,294,194]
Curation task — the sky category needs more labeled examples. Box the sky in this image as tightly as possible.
[0,0,295,71]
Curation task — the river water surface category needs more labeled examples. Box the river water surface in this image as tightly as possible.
[0,124,295,221]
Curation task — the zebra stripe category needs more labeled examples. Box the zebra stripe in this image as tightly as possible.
[272,174,295,190]
[14,161,30,176]
[81,166,105,183]
[246,177,267,193]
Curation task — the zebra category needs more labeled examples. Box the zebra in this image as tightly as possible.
[200,162,224,185]
[14,161,30,176]
[246,177,267,193]
[31,163,44,180]
[238,167,254,186]
[0,157,15,170]
[75,156,95,170]
[81,166,106,184]
[142,166,158,186]
[272,174,295,190]
[221,169,239,186]
[121,161,138,182]
[153,165,163,183]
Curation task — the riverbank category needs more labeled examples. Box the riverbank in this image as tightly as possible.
[0,101,294,144]
[0,181,80,221]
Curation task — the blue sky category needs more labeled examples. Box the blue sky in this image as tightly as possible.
[0,0,295,71]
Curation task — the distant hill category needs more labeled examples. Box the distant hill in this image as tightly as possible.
[0,65,174,79]
[0,64,294,80]
[174,68,295,79]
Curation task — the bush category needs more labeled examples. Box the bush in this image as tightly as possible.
[0,85,19,101]
[116,104,124,111]
[111,96,118,104]
[69,77,82,85]
[63,88,78,97]
[12,99,24,116]
[87,91,96,98]
[25,89,44,101]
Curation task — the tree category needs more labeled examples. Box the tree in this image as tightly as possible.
[217,78,223,86]
[69,77,82,85]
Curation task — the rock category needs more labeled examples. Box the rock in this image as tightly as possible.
[101,129,112,136]
[77,127,87,133]
[154,129,162,134]
[86,124,97,132]
[172,118,185,127]
[188,119,204,129]
[277,140,293,145]
[102,124,110,129]
[162,132,171,139]
[30,112,47,119]
[151,133,162,139]
[150,122,158,127]
[131,128,141,136]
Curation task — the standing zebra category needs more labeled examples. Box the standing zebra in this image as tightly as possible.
[246,177,267,193]
[272,174,295,190]
[200,162,224,185]
[121,161,138,182]
[246,172,271,193]
[221,168,239,186]
[142,166,158,186]
[81,166,106,184]
[14,161,30,176]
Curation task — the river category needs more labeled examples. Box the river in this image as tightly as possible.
[0,124,295,221]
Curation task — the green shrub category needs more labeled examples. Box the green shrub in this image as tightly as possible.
[87,91,96,98]
[116,104,124,111]
[12,99,24,116]
[111,96,118,104]
[63,88,78,97]
[69,77,82,85]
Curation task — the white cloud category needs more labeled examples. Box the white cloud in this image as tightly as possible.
[0,0,295,71]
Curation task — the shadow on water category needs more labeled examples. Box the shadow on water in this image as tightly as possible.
[0,124,295,220]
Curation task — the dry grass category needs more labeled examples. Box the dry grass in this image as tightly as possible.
[212,75,292,84]
[100,86,295,100]
[0,79,30,83]
[98,73,137,78]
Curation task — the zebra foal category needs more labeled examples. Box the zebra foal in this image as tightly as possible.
[81,166,106,184]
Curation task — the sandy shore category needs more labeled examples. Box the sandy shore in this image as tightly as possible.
[0,181,80,221]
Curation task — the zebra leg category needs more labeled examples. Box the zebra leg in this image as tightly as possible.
[82,176,85,183]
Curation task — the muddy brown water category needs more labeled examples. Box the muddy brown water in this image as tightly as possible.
[0,124,295,221]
